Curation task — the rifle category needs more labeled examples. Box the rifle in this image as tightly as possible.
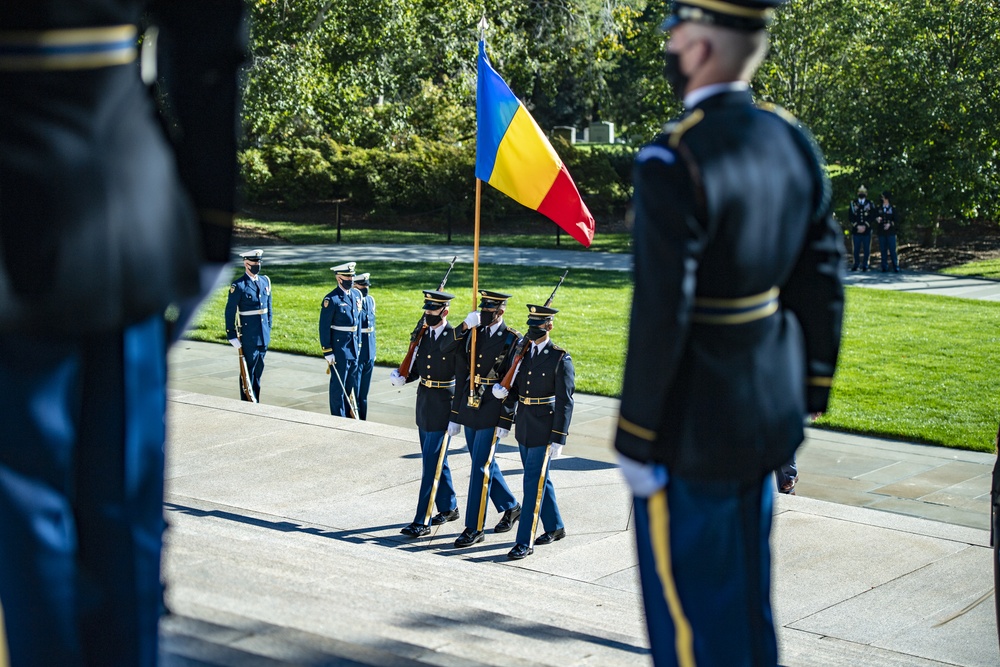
[326,358,360,419]
[235,314,258,403]
[397,255,457,376]
[498,269,569,391]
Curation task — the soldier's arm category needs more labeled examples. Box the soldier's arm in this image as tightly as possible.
[318,297,334,355]
[551,353,575,446]
[615,140,708,464]
[224,283,240,339]
[265,276,273,329]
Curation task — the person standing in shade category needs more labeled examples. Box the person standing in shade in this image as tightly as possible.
[0,2,247,664]
[355,272,376,420]
[225,249,272,401]
[319,262,363,417]
[849,184,876,271]
[446,290,522,548]
[494,304,574,560]
[877,191,899,272]
[391,290,462,537]
[614,1,845,664]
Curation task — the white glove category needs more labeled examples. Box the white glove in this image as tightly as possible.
[324,353,335,364]
[389,369,407,387]
[617,453,668,498]
[496,427,510,440]
[492,384,509,399]
[228,338,241,349]
[447,421,462,436]
[550,443,564,460]
[463,311,480,330]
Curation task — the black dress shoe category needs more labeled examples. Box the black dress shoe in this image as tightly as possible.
[431,508,459,525]
[507,544,533,560]
[400,523,430,538]
[493,504,521,533]
[534,527,566,545]
[454,528,485,548]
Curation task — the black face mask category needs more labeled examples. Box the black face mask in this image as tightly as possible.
[248,264,261,275]
[359,287,369,297]
[480,309,497,327]
[526,326,548,341]
[424,313,443,326]
[340,279,354,291]
[663,51,688,102]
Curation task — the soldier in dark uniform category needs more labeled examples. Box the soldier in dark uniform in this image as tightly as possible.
[391,290,462,537]
[319,261,363,417]
[877,190,899,272]
[614,1,844,664]
[355,272,376,420]
[494,305,574,560]
[0,2,246,664]
[850,184,877,271]
[446,290,522,548]
[225,249,272,401]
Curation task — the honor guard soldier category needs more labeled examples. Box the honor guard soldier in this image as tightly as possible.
[849,184,877,270]
[391,291,462,537]
[614,1,845,664]
[493,305,574,560]
[319,262,363,417]
[355,272,376,419]
[877,190,899,272]
[446,290,522,548]
[0,1,247,664]
[225,249,272,400]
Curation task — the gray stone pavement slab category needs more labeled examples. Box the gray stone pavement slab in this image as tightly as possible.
[161,394,998,666]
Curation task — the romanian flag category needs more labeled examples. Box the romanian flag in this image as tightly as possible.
[475,41,595,247]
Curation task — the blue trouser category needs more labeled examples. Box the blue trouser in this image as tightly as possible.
[852,233,871,269]
[514,444,563,547]
[0,316,167,667]
[462,427,518,532]
[634,474,777,667]
[411,429,457,526]
[879,233,898,270]
[357,358,374,420]
[328,352,360,417]
[240,344,266,401]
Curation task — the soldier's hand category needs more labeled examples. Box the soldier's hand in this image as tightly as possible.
[228,338,241,349]
[389,369,407,387]
[550,443,564,460]
[463,311,480,330]
[324,353,335,364]
[496,427,510,440]
[617,453,668,498]
[447,421,461,436]
[492,384,509,399]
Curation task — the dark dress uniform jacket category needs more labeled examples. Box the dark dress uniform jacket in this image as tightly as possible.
[406,324,457,432]
[615,89,844,482]
[225,274,272,347]
[0,0,245,333]
[319,287,363,360]
[447,324,520,430]
[850,198,876,235]
[500,342,575,447]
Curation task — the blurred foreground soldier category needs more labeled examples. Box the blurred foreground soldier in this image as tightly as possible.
[614,1,844,664]
[355,272,376,419]
[992,423,1000,648]
[849,185,876,271]
[319,261,363,417]
[0,2,246,665]
[391,291,461,537]
[225,249,272,401]
[447,290,522,548]
[495,305,574,560]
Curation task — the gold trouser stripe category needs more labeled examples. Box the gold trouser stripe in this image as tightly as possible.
[0,25,138,71]
[528,446,553,548]
[690,300,779,325]
[422,432,452,526]
[808,376,834,387]
[618,415,657,442]
[694,287,779,309]
[681,0,773,19]
[0,596,8,667]
[475,429,500,531]
[648,489,696,667]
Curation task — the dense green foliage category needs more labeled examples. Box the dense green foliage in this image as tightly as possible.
[191,264,1000,452]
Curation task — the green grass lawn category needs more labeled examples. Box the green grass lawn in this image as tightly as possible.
[236,216,632,254]
[941,258,1000,280]
[187,262,1000,453]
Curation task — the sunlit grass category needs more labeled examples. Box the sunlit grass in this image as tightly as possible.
[941,257,1000,280]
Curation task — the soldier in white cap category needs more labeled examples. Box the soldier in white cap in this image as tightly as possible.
[225,249,272,401]
[354,272,376,419]
[319,261,363,417]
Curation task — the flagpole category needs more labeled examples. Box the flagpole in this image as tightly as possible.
[470,178,482,405]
